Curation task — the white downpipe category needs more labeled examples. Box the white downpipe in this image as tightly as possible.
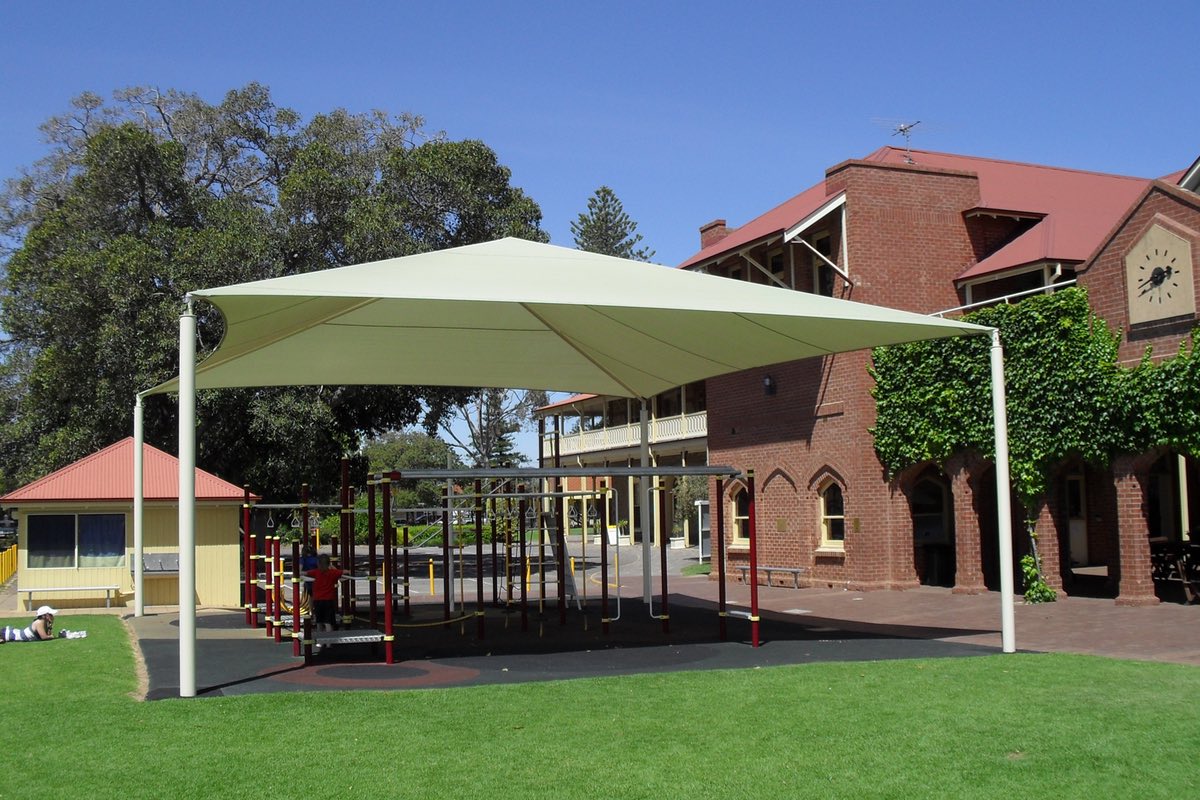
[640,399,652,602]
[133,394,145,617]
[178,300,197,697]
[991,329,1016,653]
[1178,454,1190,541]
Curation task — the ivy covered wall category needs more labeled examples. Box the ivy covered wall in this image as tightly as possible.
[870,287,1200,510]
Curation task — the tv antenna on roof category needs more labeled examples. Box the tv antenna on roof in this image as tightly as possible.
[892,120,920,163]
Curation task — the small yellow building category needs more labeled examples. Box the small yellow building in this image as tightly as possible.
[1,437,249,610]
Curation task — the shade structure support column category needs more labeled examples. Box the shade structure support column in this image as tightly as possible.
[133,393,145,617]
[178,297,198,698]
[991,328,1016,654]
[747,470,760,647]
[639,399,652,602]
[716,478,727,641]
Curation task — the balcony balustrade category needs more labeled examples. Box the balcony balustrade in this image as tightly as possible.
[544,410,707,458]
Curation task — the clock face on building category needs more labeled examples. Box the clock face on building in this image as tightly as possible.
[1136,251,1181,303]
[1125,225,1196,325]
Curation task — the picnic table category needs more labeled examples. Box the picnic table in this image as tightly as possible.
[1149,538,1200,602]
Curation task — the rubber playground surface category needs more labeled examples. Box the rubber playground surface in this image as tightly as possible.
[73,539,1200,698]
[130,584,1000,699]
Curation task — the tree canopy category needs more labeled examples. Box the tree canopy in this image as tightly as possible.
[362,429,465,510]
[0,84,548,499]
[570,185,654,261]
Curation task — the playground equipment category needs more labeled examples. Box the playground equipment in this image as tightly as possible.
[240,460,754,666]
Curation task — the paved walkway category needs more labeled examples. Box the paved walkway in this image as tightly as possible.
[4,545,1198,699]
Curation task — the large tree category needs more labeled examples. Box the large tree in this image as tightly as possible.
[438,388,549,468]
[570,185,655,261]
[0,84,547,499]
[362,429,464,510]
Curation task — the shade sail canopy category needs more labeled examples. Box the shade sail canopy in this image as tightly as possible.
[155,236,1018,698]
[148,237,988,398]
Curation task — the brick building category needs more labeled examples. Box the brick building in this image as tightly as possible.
[541,146,1200,605]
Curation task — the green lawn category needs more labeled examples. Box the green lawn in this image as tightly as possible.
[4,615,1198,799]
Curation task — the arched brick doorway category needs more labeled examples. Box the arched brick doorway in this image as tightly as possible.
[911,474,955,587]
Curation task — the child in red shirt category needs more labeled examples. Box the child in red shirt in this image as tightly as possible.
[305,554,344,631]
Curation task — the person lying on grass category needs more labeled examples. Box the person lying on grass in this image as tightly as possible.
[1,605,87,641]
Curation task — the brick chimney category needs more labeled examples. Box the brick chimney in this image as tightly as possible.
[699,219,729,250]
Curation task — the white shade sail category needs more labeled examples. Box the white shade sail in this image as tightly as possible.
[145,236,1013,698]
[148,237,988,398]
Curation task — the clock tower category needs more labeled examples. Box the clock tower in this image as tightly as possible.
[1124,223,1196,325]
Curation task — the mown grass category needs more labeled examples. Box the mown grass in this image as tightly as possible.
[3,614,1198,799]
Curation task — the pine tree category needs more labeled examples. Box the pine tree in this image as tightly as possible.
[570,186,655,261]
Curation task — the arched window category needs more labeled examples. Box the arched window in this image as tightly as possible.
[731,488,750,543]
[818,479,845,549]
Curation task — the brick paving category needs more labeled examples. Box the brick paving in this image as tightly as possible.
[680,575,1200,666]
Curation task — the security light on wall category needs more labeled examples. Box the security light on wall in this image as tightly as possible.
[763,375,776,396]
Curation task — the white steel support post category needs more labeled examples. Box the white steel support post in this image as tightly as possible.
[990,328,1016,653]
[178,299,197,697]
[1178,454,1190,541]
[640,399,653,602]
[133,394,145,617]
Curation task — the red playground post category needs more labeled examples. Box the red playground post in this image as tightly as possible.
[264,532,275,638]
[273,536,284,644]
[367,476,378,628]
[599,480,610,636]
[291,540,302,657]
[382,472,395,665]
[519,487,529,632]
[402,526,410,617]
[475,478,485,640]
[442,485,451,627]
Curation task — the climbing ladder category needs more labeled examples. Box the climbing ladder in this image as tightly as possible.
[498,511,580,611]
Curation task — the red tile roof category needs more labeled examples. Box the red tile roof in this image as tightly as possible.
[0,437,251,503]
[538,392,599,412]
[679,182,836,270]
[679,146,1154,283]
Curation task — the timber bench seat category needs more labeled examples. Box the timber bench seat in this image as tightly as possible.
[735,565,808,589]
[19,585,119,610]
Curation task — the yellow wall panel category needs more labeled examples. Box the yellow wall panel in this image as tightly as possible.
[15,502,243,609]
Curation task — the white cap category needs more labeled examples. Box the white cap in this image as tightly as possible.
[35,605,59,617]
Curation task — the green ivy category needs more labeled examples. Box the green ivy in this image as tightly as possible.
[1121,336,1200,456]
[873,287,1200,503]
[1021,554,1057,603]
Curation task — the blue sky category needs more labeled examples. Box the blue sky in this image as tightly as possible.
[2,0,1197,459]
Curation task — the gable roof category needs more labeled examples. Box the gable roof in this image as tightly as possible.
[679,182,836,270]
[680,146,1153,283]
[0,437,250,504]
[912,150,1150,281]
